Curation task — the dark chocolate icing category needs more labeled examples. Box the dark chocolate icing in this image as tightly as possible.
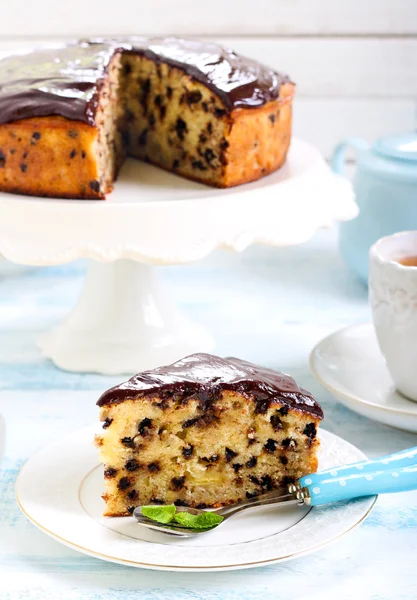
[0,38,291,126]
[97,353,323,419]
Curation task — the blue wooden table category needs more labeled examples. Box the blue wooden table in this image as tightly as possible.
[0,228,416,599]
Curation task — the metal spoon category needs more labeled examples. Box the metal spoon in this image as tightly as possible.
[133,445,417,537]
[133,487,302,537]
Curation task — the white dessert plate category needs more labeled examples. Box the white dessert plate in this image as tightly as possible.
[16,426,375,572]
[310,323,417,434]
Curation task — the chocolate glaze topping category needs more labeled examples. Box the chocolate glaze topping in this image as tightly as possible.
[0,38,291,126]
[97,353,323,419]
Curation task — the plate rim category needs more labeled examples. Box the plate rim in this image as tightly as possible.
[15,425,376,572]
[309,322,417,419]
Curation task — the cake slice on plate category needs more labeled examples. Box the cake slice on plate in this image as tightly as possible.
[95,353,323,516]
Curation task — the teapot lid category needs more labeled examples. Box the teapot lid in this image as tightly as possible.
[373,132,417,162]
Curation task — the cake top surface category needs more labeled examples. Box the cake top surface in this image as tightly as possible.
[0,37,291,126]
[97,353,323,419]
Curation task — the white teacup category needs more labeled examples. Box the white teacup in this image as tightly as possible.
[369,231,417,401]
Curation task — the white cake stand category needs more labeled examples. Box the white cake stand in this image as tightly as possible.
[0,138,356,375]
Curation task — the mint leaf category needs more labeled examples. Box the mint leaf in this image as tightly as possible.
[141,504,176,524]
[173,511,223,530]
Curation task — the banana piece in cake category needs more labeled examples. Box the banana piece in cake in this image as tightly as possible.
[0,38,294,198]
[95,353,323,516]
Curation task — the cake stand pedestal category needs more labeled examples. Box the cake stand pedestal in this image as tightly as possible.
[0,138,357,374]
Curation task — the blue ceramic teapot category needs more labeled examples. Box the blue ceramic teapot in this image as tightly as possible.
[332,133,417,282]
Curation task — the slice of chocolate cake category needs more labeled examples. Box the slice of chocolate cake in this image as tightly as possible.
[95,353,323,516]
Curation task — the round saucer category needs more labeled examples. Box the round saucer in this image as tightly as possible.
[309,323,417,434]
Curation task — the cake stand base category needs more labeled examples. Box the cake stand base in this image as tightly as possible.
[38,260,214,375]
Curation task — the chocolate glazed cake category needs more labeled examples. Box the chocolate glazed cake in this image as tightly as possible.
[0,38,294,198]
[95,353,323,516]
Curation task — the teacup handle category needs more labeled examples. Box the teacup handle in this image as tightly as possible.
[331,138,369,178]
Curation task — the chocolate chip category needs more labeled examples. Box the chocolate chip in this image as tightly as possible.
[166,86,173,99]
[246,456,257,468]
[250,475,261,485]
[268,114,275,124]
[20,163,27,173]
[122,130,130,146]
[160,105,166,119]
[175,117,187,140]
[196,503,208,509]
[126,109,135,123]
[199,133,207,144]
[187,90,202,104]
[279,406,289,416]
[182,417,199,429]
[69,149,76,159]
[154,94,162,106]
[118,477,131,491]
[102,418,113,429]
[191,159,207,171]
[202,102,209,113]
[147,462,160,473]
[220,139,229,150]
[282,438,297,449]
[104,467,117,478]
[127,489,138,500]
[264,439,278,453]
[138,128,148,146]
[261,475,273,490]
[138,418,153,436]
[203,454,219,463]
[32,132,41,140]
[283,475,296,487]
[0,151,5,168]
[81,150,86,159]
[270,414,283,431]
[140,78,151,110]
[150,498,164,504]
[214,108,226,118]
[225,448,238,463]
[125,459,140,472]
[204,148,216,164]
[68,130,78,138]
[89,180,100,193]
[173,159,180,169]
[280,455,288,465]
[182,445,194,459]
[174,499,189,507]
[303,423,317,439]
[123,62,132,76]
[246,491,259,499]
[127,506,135,514]
[232,463,243,472]
[207,122,213,134]
[121,437,135,448]
[171,476,185,491]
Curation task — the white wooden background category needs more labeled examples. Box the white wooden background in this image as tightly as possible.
[0,0,416,158]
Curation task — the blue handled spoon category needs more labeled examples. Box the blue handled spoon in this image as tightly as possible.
[133,445,417,537]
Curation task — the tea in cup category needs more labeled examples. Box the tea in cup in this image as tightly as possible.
[369,231,417,401]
